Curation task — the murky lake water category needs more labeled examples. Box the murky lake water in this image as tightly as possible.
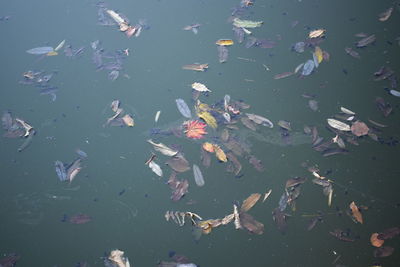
[1,0,399,266]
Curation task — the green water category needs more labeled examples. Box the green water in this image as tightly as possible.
[1,0,400,266]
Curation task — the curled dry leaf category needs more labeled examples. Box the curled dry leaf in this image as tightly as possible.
[370,233,385,247]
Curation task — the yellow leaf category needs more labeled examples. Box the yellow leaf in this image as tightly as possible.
[198,111,218,129]
[46,51,58,56]
[215,39,234,46]
[315,46,323,63]
[213,145,227,162]
[202,142,215,153]
[195,100,210,113]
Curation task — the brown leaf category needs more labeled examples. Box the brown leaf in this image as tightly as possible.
[349,201,363,224]
[240,193,261,212]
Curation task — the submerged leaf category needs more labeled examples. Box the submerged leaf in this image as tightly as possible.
[193,164,205,187]
[166,155,190,173]
[176,99,192,118]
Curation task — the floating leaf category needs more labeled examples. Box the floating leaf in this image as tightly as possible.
[184,120,207,139]
[340,107,355,115]
[349,201,363,224]
[107,249,130,267]
[26,46,54,55]
[309,29,325,38]
[351,121,369,136]
[155,110,161,122]
[202,142,215,153]
[370,233,385,247]
[263,189,272,202]
[327,118,351,131]
[147,139,178,156]
[240,193,261,212]
[121,114,134,127]
[213,144,227,162]
[54,40,66,52]
[192,82,211,92]
[233,204,241,229]
[148,161,163,177]
[198,111,217,129]
[232,18,263,28]
[216,39,234,46]
[245,113,274,128]
[166,155,190,173]
[240,212,264,235]
[314,46,323,63]
[378,7,393,22]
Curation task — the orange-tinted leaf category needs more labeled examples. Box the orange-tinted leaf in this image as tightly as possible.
[370,233,385,247]
[202,142,215,153]
[213,144,227,162]
[184,120,207,139]
[350,201,363,224]
[216,39,234,46]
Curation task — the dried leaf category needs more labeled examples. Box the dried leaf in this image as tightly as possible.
[327,118,351,131]
[263,189,272,202]
[184,120,207,139]
[240,193,261,212]
[349,201,363,224]
[166,155,191,173]
[370,233,385,248]
[202,142,215,153]
[213,144,227,162]
[340,107,355,115]
[147,139,178,156]
[233,204,242,229]
[148,161,163,177]
[192,82,211,92]
[216,39,234,46]
[240,212,264,235]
